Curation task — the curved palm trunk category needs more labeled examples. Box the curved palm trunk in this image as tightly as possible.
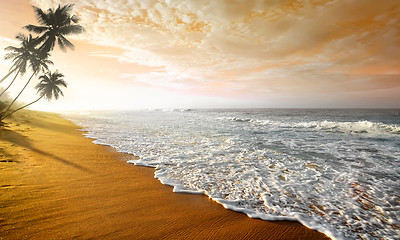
[2,71,36,117]
[0,68,17,85]
[0,68,22,98]
[1,95,43,120]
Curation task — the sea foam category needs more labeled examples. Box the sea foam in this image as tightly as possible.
[66,109,400,240]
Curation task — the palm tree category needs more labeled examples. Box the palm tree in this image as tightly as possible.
[24,4,84,52]
[1,44,53,118]
[0,34,40,98]
[1,70,66,120]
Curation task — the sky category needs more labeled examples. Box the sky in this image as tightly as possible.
[0,0,399,111]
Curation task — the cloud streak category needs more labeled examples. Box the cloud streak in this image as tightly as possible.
[31,0,400,104]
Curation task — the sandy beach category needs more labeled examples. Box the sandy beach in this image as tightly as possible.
[0,110,330,239]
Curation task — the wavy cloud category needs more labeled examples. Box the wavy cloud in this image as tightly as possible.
[30,0,400,100]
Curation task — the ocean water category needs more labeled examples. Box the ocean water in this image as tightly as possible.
[66,109,400,240]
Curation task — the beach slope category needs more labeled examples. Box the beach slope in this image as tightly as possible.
[0,110,330,239]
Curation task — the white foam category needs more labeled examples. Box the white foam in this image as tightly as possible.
[65,110,400,240]
[219,116,400,136]
[296,120,400,135]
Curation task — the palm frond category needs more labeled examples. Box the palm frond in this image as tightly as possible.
[10,57,22,68]
[15,33,26,41]
[38,74,50,82]
[26,34,39,48]
[45,59,54,66]
[54,79,67,88]
[18,61,27,75]
[24,24,48,34]
[60,4,74,14]
[34,34,48,46]
[59,25,85,35]
[52,86,62,100]
[48,8,58,27]
[4,52,18,60]
[38,60,52,72]
[4,46,19,52]
[58,35,74,50]
[53,72,65,79]
[55,4,74,25]
[39,36,56,52]
[57,38,66,51]
[32,6,49,26]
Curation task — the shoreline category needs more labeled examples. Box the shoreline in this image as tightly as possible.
[0,110,331,239]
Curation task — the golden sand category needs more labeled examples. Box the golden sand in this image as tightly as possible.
[0,110,330,239]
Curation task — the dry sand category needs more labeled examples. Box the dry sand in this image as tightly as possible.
[0,110,330,239]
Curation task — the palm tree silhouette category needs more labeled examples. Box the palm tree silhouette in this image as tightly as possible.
[1,34,41,98]
[36,71,67,100]
[0,33,39,85]
[1,40,53,118]
[25,4,84,52]
[1,70,67,120]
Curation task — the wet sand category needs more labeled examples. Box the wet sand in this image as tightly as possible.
[0,110,331,239]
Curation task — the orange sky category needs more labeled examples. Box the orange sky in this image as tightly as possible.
[0,0,399,110]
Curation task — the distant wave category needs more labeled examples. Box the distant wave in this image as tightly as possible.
[219,117,400,135]
[143,108,192,112]
[296,120,400,135]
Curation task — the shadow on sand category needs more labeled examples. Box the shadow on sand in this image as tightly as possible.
[0,128,91,172]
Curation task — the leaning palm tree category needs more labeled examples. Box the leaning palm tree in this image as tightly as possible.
[0,33,35,86]
[1,70,66,120]
[24,4,84,52]
[0,33,40,98]
[1,46,53,118]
